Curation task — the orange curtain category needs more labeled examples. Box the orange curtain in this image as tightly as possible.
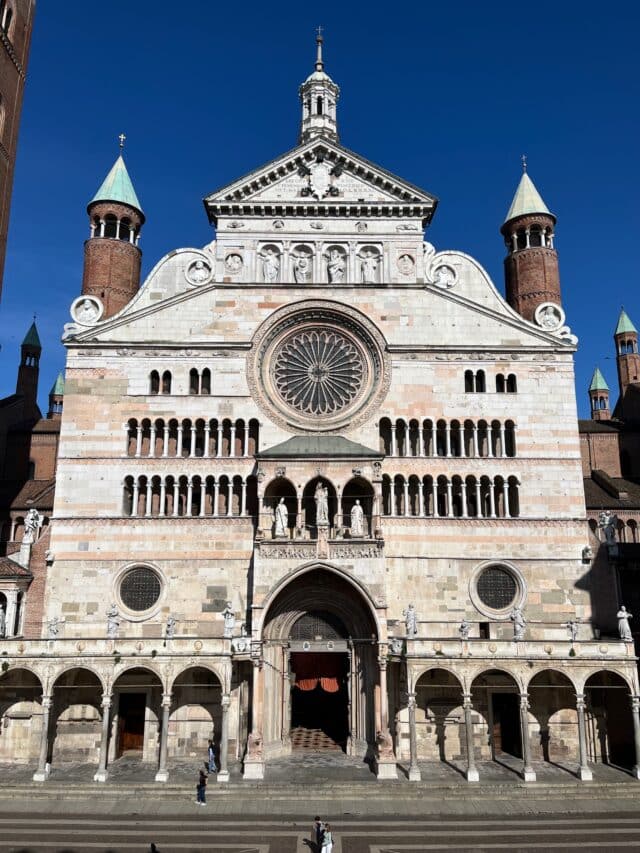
[293,655,342,693]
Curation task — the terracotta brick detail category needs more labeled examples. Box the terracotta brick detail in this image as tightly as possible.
[82,238,142,318]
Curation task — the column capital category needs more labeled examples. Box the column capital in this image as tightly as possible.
[41,695,53,710]
[221,693,231,707]
[101,693,113,710]
[575,692,586,708]
[519,692,530,711]
[407,692,416,709]
[462,692,473,709]
[631,694,640,712]
[161,692,173,708]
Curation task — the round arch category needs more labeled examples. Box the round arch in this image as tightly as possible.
[412,667,465,764]
[527,669,577,766]
[168,666,223,761]
[584,669,635,770]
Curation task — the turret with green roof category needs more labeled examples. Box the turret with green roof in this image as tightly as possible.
[82,137,145,320]
[589,367,610,420]
[614,308,637,338]
[48,371,64,419]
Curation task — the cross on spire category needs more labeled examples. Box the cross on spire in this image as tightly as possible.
[119,133,126,151]
[315,25,324,70]
[521,153,527,173]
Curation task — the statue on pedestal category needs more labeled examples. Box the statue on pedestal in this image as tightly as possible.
[403,604,418,637]
[260,248,280,283]
[315,482,329,526]
[350,500,365,537]
[326,248,345,283]
[274,498,288,537]
[510,606,526,641]
[222,602,235,638]
[459,619,471,640]
[617,606,633,642]
[106,604,120,639]
[598,510,618,546]
[165,615,177,640]
[23,508,41,545]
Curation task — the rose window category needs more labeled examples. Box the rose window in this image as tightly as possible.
[272,328,365,416]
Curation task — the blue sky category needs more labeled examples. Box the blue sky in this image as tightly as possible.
[0,1,638,418]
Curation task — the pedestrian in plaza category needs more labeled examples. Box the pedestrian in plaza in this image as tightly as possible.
[321,822,334,853]
[196,765,208,805]
[207,738,218,773]
[312,815,324,851]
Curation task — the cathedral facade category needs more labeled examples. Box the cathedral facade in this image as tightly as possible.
[2,39,639,784]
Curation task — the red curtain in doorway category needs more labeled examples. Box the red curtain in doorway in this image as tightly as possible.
[294,654,342,693]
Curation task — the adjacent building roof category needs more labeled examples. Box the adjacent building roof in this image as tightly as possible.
[22,321,41,349]
[90,154,143,213]
[0,557,31,578]
[589,367,609,392]
[584,476,640,510]
[257,435,384,459]
[615,308,637,336]
[578,418,620,434]
[504,171,553,223]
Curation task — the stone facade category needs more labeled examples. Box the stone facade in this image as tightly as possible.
[1,42,639,784]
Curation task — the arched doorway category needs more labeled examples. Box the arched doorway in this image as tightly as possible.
[0,668,43,764]
[112,667,163,762]
[413,668,464,762]
[259,566,379,761]
[471,669,521,761]
[170,667,222,759]
[50,668,103,766]
[528,670,577,767]
[585,670,635,770]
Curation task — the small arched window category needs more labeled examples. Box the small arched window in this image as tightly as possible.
[317,96,323,115]
[189,368,199,395]
[506,373,517,393]
[201,368,211,395]
[149,370,160,395]
[104,214,117,238]
[161,370,172,394]
[495,374,505,393]
[464,370,474,392]
[475,370,486,393]
[27,460,35,480]
[529,226,543,247]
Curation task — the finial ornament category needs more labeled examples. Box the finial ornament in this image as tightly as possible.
[119,133,126,151]
[315,25,324,70]
[521,153,527,173]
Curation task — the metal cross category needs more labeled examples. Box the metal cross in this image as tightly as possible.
[521,153,527,173]
[316,25,323,39]
[119,133,126,150]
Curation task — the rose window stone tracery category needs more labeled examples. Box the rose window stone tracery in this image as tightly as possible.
[273,328,365,416]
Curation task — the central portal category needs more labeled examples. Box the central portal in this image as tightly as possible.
[290,651,349,751]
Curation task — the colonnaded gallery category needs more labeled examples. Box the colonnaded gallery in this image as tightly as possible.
[1,38,639,784]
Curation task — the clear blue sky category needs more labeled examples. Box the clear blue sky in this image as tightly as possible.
[0,1,638,418]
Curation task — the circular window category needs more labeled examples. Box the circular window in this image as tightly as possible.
[120,567,161,612]
[248,301,391,432]
[477,566,517,610]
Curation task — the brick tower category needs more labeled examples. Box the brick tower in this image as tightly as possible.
[47,371,64,419]
[614,309,640,396]
[588,367,610,421]
[82,140,145,319]
[15,320,40,420]
[500,165,560,323]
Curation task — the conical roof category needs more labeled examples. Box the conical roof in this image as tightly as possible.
[615,308,637,336]
[504,171,553,223]
[49,371,65,396]
[90,154,143,213]
[589,367,609,392]
[22,321,41,349]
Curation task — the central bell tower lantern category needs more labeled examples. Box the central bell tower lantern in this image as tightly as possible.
[299,28,340,144]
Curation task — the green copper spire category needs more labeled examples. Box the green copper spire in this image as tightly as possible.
[49,371,65,396]
[615,308,637,336]
[504,169,553,224]
[90,154,143,213]
[589,367,609,392]
[22,321,41,349]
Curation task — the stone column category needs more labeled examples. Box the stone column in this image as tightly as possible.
[463,693,479,782]
[177,425,184,457]
[489,481,496,518]
[33,695,52,781]
[241,480,247,517]
[218,693,231,782]
[93,693,113,782]
[155,692,172,782]
[200,481,207,517]
[431,481,438,517]
[376,656,398,779]
[460,482,468,518]
[213,479,219,517]
[243,426,250,458]
[149,424,156,457]
[229,425,236,458]
[217,424,223,457]
[145,480,153,517]
[189,427,197,458]
[403,480,410,517]
[244,657,265,780]
[203,424,210,458]
[390,425,397,457]
[186,478,193,517]
[446,480,453,518]
[4,590,18,638]
[336,486,343,530]
[504,484,511,519]
[575,693,593,781]
[227,481,233,517]
[445,425,452,457]
[135,426,142,458]
[162,426,169,458]
[172,481,179,517]
[159,481,166,517]
[519,693,536,781]
[475,481,482,517]
[500,425,507,458]
[473,426,479,458]
[418,484,424,517]
[630,694,640,780]
[407,692,421,781]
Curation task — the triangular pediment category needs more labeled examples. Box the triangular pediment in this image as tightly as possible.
[204,138,438,221]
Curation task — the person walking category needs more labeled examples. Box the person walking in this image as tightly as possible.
[312,815,324,851]
[207,739,217,773]
[321,822,333,853]
[196,766,208,805]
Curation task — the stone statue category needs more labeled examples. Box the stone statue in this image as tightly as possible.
[564,619,579,643]
[459,619,471,640]
[350,500,365,537]
[315,482,329,526]
[261,248,280,283]
[222,601,235,638]
[47,617,61,640]
[598,510,618,546]
[23,508,41,545]
[617,606,633,642]
[582,545,593,563]
[360,249,379,284]
[0,604,5,638]
[274,498,288,537]
[326,248,345,284]
[76,298,100,325]
[403,604,418,637]
[106,604,120,639]
[292,253,311,284]
[510,606,526,641]
[165,615,177,640]
[539,305,560,330]
[189,259,210,283]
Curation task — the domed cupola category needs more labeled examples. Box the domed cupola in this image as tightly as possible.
[299,29,340,144]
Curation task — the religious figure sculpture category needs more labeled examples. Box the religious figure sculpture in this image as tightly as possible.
[510,606,526,641]
[260,248,280,283]
[188,259,210,284]
[23,508,41,545]
[326,248,345,284]
[0,604,5,638]
[292,253,311,284]
[315,482,329,526]
[564,619,579,643]
[539,305,560,330]
[47,617,61,639]
[617,606,633,642]
[350,500,365,537]
[598,510,618,546]
[360,249,379,284]
[274,498,288,537]
[76,298,100,325]
[403,604,418,637]
[165,615,177,640]
[106,604,120,639]
[222,601,235,638]
[459,619,471,640]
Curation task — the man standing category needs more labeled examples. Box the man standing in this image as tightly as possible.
[196,766,208,805]
[208,739,217,773]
